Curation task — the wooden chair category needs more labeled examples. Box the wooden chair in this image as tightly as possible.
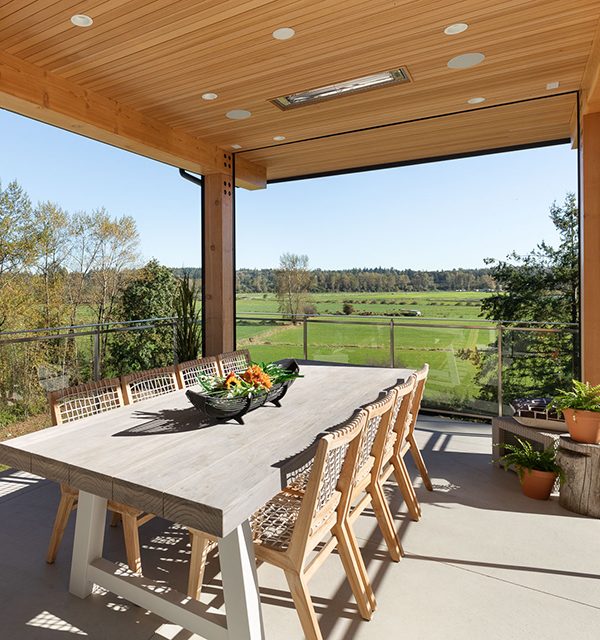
[404,364,433,492]
[379,376,422,521]
[345,388,403,571]
[121,365,179,404]
[217,349,251,375]
[176,356,220,388]
[46,379,153,572]
[187,410,378,638]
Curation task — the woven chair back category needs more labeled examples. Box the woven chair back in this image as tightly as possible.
[407,364,429,436]
[292,410,367,547]
[121,366,179,404]
[354,389,396,486]
[388,375,417,456]
[176,356,220,388]
[217,349,251,375]
[49,378,124,425]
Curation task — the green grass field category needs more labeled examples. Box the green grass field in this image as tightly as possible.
[236,291,498,415]
[237,290,488,320]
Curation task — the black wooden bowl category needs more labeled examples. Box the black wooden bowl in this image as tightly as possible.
[186,359,300,424]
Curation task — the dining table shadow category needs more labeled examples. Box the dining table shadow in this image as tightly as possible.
[112,407,219,436]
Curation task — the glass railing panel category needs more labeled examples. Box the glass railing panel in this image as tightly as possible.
[306,318,391,367]
[236,317,304,362]
[500,327,579,412]
[393,323,499,415]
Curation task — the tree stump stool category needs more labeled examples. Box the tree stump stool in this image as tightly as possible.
[557,436,600,518]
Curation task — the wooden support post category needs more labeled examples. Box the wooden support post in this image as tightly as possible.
[581,112,600,385]
[203,170,235,356]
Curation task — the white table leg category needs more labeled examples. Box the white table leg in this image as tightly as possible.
[218,520,264,640]
[69,491,107,598]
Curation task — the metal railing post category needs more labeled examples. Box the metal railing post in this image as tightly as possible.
[303,318,308,360]
[497,323,503,417]
[92,329,100,381]
[390,319,395,368]
[172,320,178,365]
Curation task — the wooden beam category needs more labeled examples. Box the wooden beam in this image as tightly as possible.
[582,17,600,114]
[234,155,266,190]
[202,173,235,356]
[581,111,600,384]
[0,50,265,189]
[569,104,579,149]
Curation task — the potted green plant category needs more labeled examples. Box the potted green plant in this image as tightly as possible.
[552,380,600,444]
[498,438,563,500]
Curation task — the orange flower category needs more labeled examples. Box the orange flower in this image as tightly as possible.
[224,372,241,389]
[241,364,272,390]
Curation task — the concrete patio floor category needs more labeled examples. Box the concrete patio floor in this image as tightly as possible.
[1,417,598,640]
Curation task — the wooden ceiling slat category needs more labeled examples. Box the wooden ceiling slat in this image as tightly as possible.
[93,2,599,105]
[0,1,121,46]
[104,19,594,121]
[64,0,446,83]
[1,1,596,181]
[238,95,575,179]
[29,0,281,73]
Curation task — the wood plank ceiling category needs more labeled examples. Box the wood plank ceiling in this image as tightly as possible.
[1,0,598,181]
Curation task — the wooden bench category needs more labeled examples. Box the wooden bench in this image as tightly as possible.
[491,416,564,467]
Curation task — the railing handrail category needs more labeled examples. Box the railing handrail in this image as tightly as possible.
[0,316,179,338]
[235,310,579,327]
[0,313,579,344]
[236,315,578,332]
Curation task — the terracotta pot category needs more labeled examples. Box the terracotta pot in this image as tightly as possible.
[562,409,600,444]
[519,468,557,500]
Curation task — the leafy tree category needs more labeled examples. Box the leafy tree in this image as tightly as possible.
[108,260,177,374]
[464,193,579,403]
[480,193,578,325]
[33,201,70,329]
[342,302,354,315]
[0,180,40,330]
[87,209,140,368]
[174,271,202,362]
[276,253,313,322]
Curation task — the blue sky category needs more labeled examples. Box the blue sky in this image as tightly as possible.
[1,108,577,270]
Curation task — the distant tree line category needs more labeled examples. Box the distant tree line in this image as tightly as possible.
[233,266,496,293]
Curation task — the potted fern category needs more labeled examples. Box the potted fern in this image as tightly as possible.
[552,380,600,444]
[498,438,563,500]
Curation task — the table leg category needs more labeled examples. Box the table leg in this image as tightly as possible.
[69,491,107,598]
[218,520,264,640]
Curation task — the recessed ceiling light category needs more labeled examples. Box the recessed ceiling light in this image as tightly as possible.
[231,144,242,149]
[546,81,560,90]
[201,92,218,101]
[272,27,295,40]
[444,23,468,35]
[467,97,485,104]
[273,135,286,141]
[447,52,485,69]
[71,14,93,27]
[226,109,252,120]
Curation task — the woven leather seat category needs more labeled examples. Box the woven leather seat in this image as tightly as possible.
[251,489,305,552]
[186,410,374,640]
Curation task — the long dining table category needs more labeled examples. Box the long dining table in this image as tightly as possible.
[0,362,413,640]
